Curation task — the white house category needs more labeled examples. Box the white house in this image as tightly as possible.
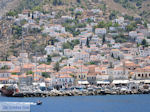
[133,67,150,80]
[74,51,90,62]
[129,31,137,38]
[64,49,73,57]
[57,75,74,86]
[108,67,128,80]
[61,16,74,22]
[43,25,66,34]
[75,8,84,13]
[45,45,57,55]
[115,17,124,24]
[51,57,61,62]
[95,28,106,35]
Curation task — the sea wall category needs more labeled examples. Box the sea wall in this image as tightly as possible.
[12,88,150,97]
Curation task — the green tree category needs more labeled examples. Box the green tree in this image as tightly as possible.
[106,21,113,28]
[126,24,134,32]
[77,0,81,3]
[63,40,80,49]
[28,12,30,17]
[53,0,63,6]
[136,1,142,6]
[12,25,22,38]
[144,21,148,28]
[141,39,147,47]
[26,71,33,75]
[113,23,119,27]
[47,55,51,63]
[97,21,106,28]
[42,72,50,78]
[54,62,60,72]
[12,72,17,75]
[109,11,117,20]
[88,61,96,65]
[6,10,18,16]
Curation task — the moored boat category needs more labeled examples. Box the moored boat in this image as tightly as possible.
[0,84,19,97]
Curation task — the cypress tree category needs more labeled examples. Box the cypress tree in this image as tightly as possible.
[86,38,90,47]
[32,13,34,19]
[102,35,105,44]
[111,53,114,58]
[47,55,51,63]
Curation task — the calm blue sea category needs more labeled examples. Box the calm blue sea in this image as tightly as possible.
[0,95,150,112]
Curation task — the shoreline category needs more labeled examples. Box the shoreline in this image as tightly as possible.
[3,88,150,97]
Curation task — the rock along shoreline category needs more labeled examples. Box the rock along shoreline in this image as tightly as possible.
[9,88,150,97]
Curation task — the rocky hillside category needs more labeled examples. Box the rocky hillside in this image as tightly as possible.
[104,0,150,22]
[0,0,20,16]
[1,0,150,21]
[0,0,149,60]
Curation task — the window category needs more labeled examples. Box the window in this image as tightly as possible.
[102,71,105,73]
[145,74,147,78]
[138,74,140,77]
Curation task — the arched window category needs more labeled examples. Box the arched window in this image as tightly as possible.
[138,74,140,77]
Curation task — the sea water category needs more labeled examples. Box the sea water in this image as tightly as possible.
[0,95,150,112]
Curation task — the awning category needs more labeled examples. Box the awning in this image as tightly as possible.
[97,81,110,84]
[33,82,46,87]
[129,80,147,84]
[129,80,144,84]
[78,81,89,85]
[112,80,129,84]
[144,80,150,84]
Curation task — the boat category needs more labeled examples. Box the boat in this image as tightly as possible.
[0,84,19,97]
[36,101,42,105]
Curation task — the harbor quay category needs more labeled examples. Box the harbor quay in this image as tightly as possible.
[2,79,150,97]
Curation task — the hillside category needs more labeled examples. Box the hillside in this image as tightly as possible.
[105,0,150,21]
[0,0,20,16]
[0,0,150,60]
[1,0,150,21]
